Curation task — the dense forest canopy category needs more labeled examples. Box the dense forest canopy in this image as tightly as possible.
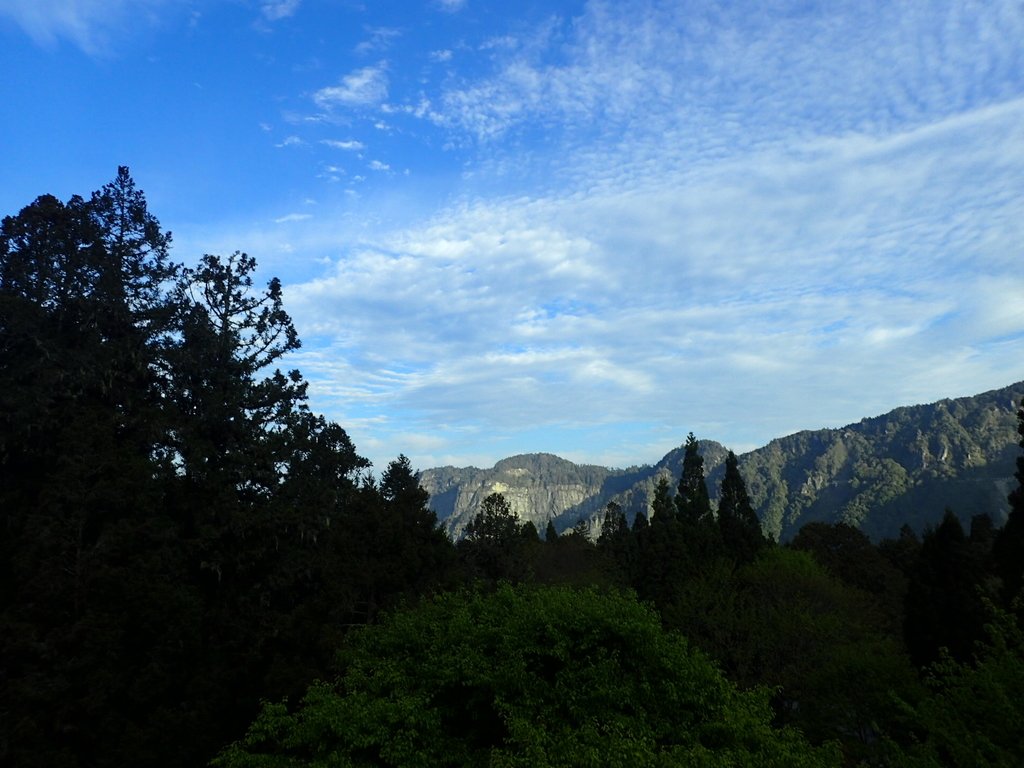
[2,171,1023,767]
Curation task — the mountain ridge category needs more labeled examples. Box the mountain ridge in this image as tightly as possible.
[418,382,1024,541]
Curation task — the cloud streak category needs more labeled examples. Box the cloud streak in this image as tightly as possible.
[285,87,1024,468]
[23,0,1017,472]
[0,0,171,54]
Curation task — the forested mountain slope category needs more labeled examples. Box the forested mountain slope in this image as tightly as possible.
[420,382,1024,541]
[738,382,1023,540]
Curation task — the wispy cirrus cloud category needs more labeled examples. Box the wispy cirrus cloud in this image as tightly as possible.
[160,0,1024,470]
[284,92,1024,469]
[261,0,301,22]
[435,0,467,12]
[354,26,400,55]
[418,0,1024,147]
[321,139,365,151]
[274,212,313,224]
[0,0,171,54]
[313,63,389,109]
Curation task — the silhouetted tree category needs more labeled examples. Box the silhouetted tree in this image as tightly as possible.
[0,171,454,768]
[676,432,712,524]
[459,493,526,583]
[717,451,764,563]
[650,475,675,524]
[0,171,190,768]
[544,519,558,542]
[995,398,1024,605]
[905,510,996,666]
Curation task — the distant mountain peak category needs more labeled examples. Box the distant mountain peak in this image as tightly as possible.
[419,382,1024,542]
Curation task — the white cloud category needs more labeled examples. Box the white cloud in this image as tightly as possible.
[321,139,365,151]
[161,0,1024,470]
[354,26,400,55]
[275,135,303,147]
[416,0,1024,146]
[261,0,301,22]
[284,92,1024,469]
[274,213,313,224]
[313,63,389,109]
[0,0,171,54]
[435,0,467,12]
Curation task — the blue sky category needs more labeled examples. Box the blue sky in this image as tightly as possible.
[3,0,1024,473]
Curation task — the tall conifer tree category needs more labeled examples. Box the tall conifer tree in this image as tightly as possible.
[717,451,764,562]
[676,432,712,523]
[994,398,1024,604]
[651,475,675,523]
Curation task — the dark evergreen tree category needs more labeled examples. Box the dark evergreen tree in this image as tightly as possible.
[326,455,456,633]
[631,508,649,532]
[380,454,428,509]
[596,501,637,587]
[520,520,541,542]
[969,513,996,549]
[0,171,456,768]
[676,432,712,524]
[879,523,922,579]
[717,451,764,563]
[544,519,559,542]
[650,475,675,524]
[672,433,721,565]
[465,493,520,544]
[994,398,1024,605]
[904,510,997,666]
[0,172,197,768]
[597,501,628,545]
[459,493,526,583]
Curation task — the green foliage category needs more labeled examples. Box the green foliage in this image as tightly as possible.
[791,522,908,635]
[661,548,919,759]
[889,604,1024,767]
[215,584,839,768]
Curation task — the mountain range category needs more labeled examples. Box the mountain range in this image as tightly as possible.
[418,382,1024,542]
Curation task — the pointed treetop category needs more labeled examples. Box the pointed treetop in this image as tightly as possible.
[677,432,712,524]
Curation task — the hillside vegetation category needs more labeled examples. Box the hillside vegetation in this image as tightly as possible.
[420,383,1023,541]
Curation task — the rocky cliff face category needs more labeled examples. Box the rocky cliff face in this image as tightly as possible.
[420,382,1024,542]
[420,453,646,540]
